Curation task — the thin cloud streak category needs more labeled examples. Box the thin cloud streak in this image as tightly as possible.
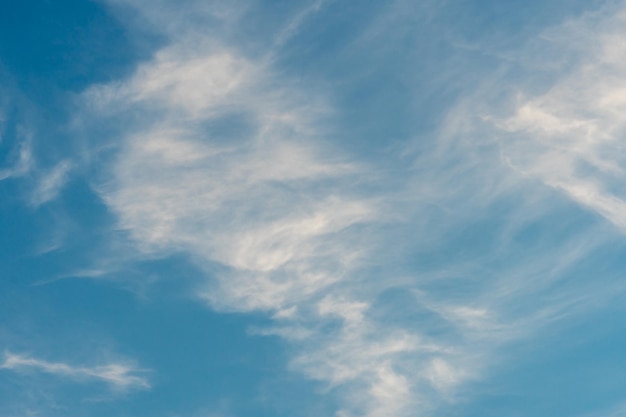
[30,160,72,207]
[0,139,33,181]
[0,351,150,391]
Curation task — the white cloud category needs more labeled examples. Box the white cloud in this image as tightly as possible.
[492,3,626,231]
[0,139,33,181]
[426,358,465,393]
[90,47,257,119]
[82,0,626,416]
[0,131,71,206]
[88,10,421,412]
[272,0,330,49]
[0,351,150,391]
[30,160,72,207]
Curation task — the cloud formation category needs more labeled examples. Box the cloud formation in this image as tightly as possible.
[0,137,32,181]
[88,4,425,413]
[30,160,72,207]
[79,0,626,416]
[494,3,626,231]
[1,351,150,391]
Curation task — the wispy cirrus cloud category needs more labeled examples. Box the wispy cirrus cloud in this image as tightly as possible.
[86,3,423,413]
[0,351,150,391]
[30,160,72,207]
[492,2,626,231]
[0,136,33,181]
[0,124,71,206]
[77,0,626,416]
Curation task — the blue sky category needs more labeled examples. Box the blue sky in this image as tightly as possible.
[2,0,626,416]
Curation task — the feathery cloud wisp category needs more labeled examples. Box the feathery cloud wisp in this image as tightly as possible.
[494,5,626,231]
[0,351,150,391]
